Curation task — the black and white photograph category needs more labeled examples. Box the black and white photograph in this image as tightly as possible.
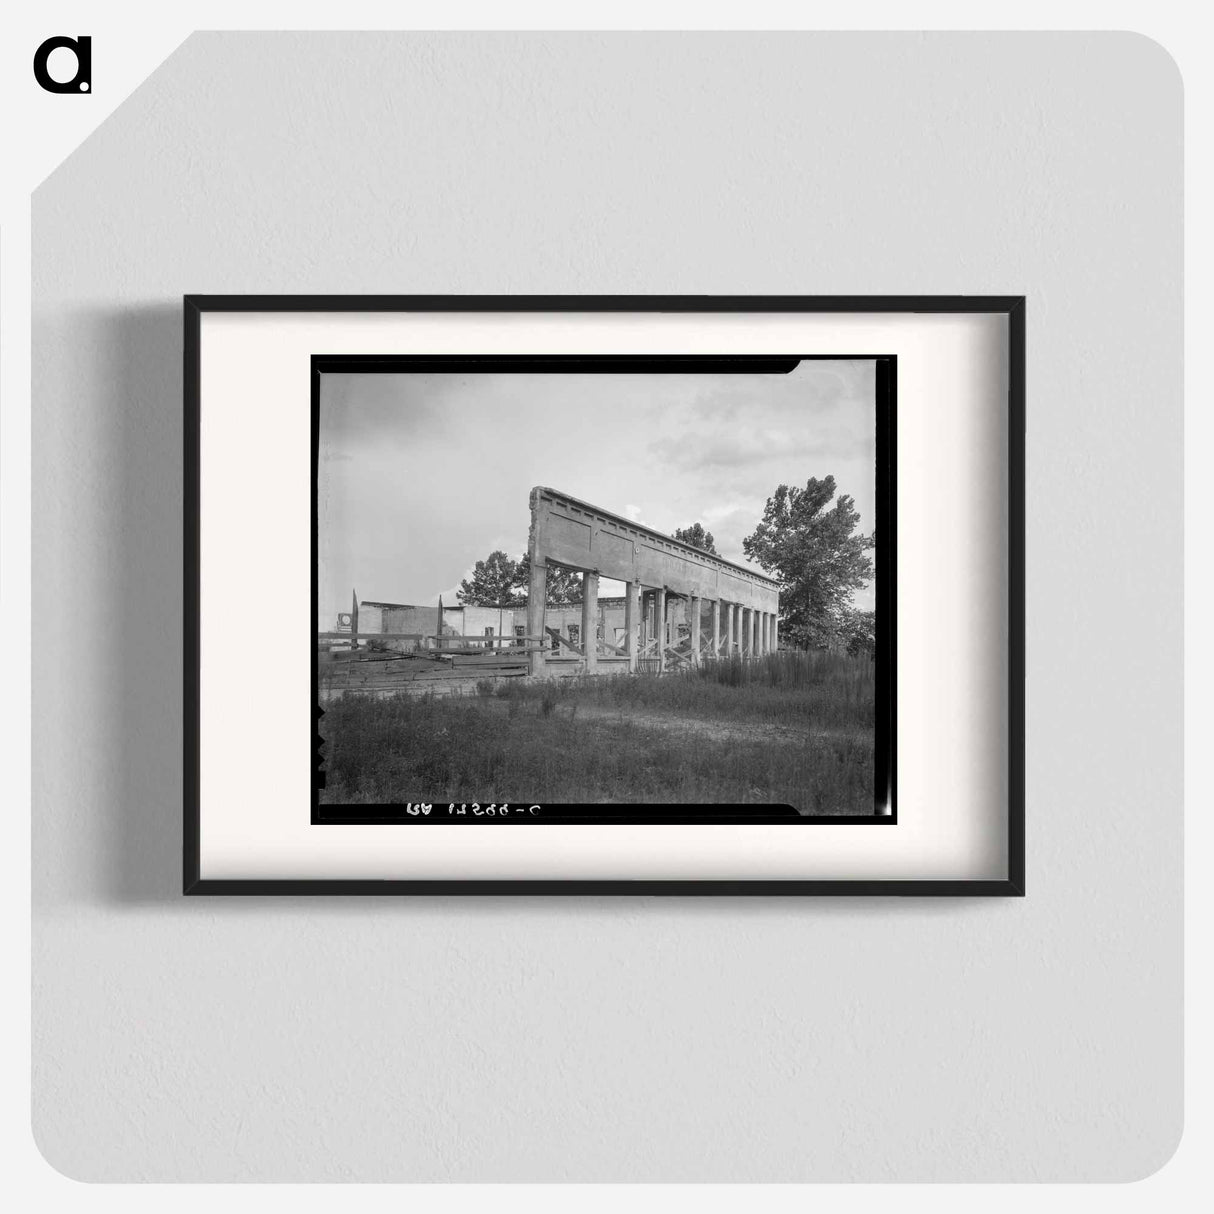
[314,355,894,823]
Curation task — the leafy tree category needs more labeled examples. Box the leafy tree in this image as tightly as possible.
[838,606,877,658]
[517,553,582,605]
[742,476,874,648]
[673,522,718,554]
[457,550,583,606]
[457,550,525,606]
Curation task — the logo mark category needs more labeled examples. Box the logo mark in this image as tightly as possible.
[33,35,91,94]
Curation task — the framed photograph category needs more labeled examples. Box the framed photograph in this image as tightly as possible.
[185,296,1024,894]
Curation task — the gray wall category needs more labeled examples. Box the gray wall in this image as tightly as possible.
[32,33,1182,1181]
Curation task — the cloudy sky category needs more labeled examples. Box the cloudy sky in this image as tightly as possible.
[317,360,876,623]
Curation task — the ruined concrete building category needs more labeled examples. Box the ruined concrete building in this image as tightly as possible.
[339,486,781,675]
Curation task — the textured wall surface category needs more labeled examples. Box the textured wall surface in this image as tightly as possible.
[31,33,1182,1181]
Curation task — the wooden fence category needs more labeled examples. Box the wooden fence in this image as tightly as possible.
[317,625,764,694]
[317,632,539,694]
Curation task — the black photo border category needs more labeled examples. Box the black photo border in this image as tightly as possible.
[310,353,895,827]
[184,295,1025,896]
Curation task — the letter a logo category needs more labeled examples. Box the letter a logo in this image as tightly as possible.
[34,35,92,94]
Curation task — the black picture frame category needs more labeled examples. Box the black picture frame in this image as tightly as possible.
[184,295,1025,896]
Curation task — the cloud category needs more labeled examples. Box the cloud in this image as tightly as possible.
[698,505,763,563]
[642,361,875,494]
[320,372,455,451]
[701,498,758,524]
[317,360,877,618]
[649,428,870,474]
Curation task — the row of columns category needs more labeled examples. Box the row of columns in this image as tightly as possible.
[527,563,778,676]
[710,599,779,663]
[635,589,779,671]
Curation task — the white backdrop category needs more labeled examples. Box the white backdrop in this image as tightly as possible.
[199,309,1008,880]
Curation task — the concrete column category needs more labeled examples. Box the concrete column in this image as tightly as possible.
[690,596,701,664]
[772,614,778,653]
[625,580,639,673]
[526,560,547,676]
[726,603,735,655]
[656,587,667,673]
[760,612,768,655]
[750,609,758,657]
[581,571,598,674]
[711,599,720,659]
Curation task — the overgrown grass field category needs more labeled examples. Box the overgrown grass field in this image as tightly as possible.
[319,650,876,814]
